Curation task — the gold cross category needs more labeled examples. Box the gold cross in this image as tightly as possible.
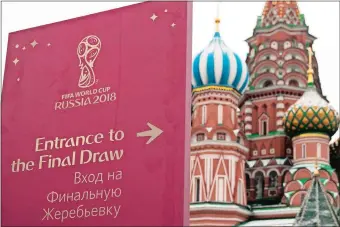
[215,2,221,32]
[307,47,313,71]
[306,47,314,84]
[314,158,319,177]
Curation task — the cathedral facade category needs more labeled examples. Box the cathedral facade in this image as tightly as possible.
[189,1,340,226]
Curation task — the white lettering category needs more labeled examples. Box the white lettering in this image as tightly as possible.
[35,132,105,152]
[55,87,116,111]
[113,205,121,218]
[107,170,122,181]
[41,205,120,222]
[109,129,124,142]
[42,208,54,221]
[74,172,104,185]
[35,137,45,152]
[80,149,124,164]
[112,188,122,198]
[47,188,122,203]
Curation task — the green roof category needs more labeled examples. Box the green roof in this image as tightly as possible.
[297,178,309,185]
[299,14,306,25]
[246,130,285,139]
[294,176,340,226]
[320,163,335,175]
[290,163,335,177]
[320,178,329,185]
[190,201,251,212]
[285,191,295,200]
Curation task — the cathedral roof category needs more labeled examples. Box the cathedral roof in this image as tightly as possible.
[261,0,304,27]
[192,19,249,94]
[293,169,340,226]
[283,48,339,138]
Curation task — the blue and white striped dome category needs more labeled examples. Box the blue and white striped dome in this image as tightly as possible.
[192,32,250,94]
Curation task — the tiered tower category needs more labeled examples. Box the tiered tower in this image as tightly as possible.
[239,0,325,204]
[189,18,251,226]
[282,47,340,207]
[294,165,340,226]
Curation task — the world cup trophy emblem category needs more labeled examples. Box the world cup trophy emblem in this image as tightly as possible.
[77,35,101,88]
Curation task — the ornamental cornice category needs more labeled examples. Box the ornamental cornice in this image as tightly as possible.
[252,60,279,74]
[282,59,308,71]
[246,24,313,41]
[292,133,329,141]
[192,89,240,105]
[192,86,240,96]
[192,101,238,110]
[246,133,287,141]
[239,86,305,107]
[190,203,252,216]
[282,48,308,61]
[253,49,280,63]
[191,141,249,153]
[254,26,309,37]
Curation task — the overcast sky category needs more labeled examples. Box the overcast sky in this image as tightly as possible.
[2,2,339,142]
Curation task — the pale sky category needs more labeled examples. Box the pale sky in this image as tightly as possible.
[1,2,339,142]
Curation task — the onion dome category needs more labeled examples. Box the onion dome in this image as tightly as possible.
[192,18,249,94]
[283,48,339,138]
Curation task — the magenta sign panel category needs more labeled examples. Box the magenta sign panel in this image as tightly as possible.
[1,2,192,226]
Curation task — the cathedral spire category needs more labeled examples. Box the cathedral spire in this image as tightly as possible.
[307,47,315,87]
[261,0,302,27]
[262,0,300,17]
[294,172,340,226]
[215,2,221,33]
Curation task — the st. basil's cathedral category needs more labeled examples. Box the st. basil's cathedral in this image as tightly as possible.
[189,1,340,226]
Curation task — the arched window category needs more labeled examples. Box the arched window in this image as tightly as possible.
[263,80,274,88]
[259,112,269,136]
[289,79,299,87]
[255,172,264,199]
[269,171,278,188]
[195,177,201,202]
[237,136,245,145]
[196,133,205,142]
[317,143,321,158]
[260,118,269,136]
[239,137,244,145]
[216,132,231,141]
[218,104,223,124]
[217,132,226,141]
[246,174,251,189]
[302,144,307,158]
[202,105,207,125]
[262,121,268,135]
[237,136,241,143]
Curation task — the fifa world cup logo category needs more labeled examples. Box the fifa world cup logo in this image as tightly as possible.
[77,35,101,88]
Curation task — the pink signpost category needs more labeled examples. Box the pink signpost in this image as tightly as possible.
[1,2,192,226]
